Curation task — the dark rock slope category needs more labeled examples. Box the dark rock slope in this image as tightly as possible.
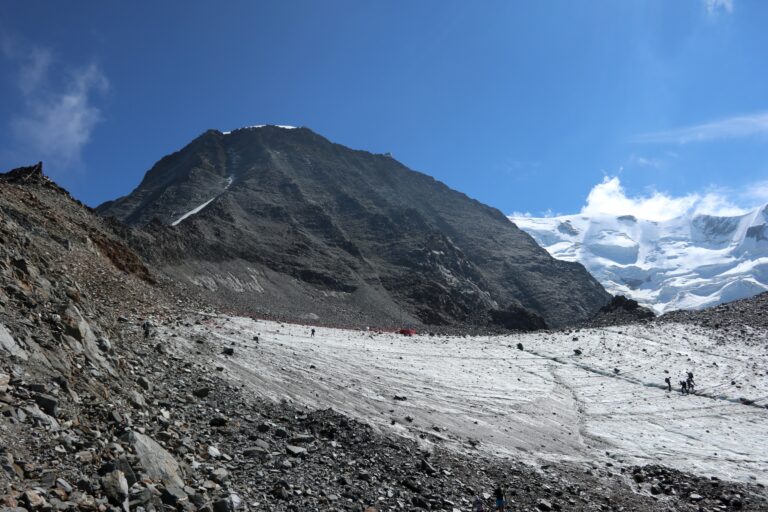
[662,291,768,331]
[99,126,609,329]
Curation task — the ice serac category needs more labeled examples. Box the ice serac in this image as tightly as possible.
[510,205,768,313]
[98,125,609,329]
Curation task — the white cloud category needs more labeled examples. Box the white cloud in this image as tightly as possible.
[744,180,768,203]
[692,192,750,217]
[17,48,52,94]
[542,208,558,218]
[2,41,108,170]
[626,154,663,169]
[511,208,558,219]
[581,176,751,221]
[633,112,768,145]
[705,0,734,14]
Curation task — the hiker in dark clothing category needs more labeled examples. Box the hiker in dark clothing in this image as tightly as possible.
[142,320,152,339]
[311,328,315,337]
[687,371,695,392]
[664,376,671,392]
[680,380,688,395]
[473,493,485,512]
[494,487,506,511]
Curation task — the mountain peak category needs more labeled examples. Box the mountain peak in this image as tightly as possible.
[98,128,609,329]
[2,162,45,184]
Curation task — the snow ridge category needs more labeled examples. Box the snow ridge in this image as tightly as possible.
[221,124,297,135]
[510,204,768,313]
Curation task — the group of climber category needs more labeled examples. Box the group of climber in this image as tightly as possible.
[664,371,695,395]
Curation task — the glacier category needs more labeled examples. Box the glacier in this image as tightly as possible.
[510,205,768,313]
[160,315,768,484]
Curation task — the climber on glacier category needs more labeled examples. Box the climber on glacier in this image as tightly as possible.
[494,486,506,511]
[142,320,153,339]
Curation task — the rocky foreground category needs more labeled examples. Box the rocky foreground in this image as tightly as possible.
[3,311,767,512]
[0,164,766,511]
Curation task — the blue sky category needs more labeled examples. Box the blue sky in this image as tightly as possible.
[1,0,767,217]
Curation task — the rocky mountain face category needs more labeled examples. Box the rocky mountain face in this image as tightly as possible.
[99,126,609,330]
[511,205,768,314]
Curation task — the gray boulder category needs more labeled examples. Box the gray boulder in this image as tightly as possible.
[101,470,129,509]
[122,431,184,488]
[0,323,27,360]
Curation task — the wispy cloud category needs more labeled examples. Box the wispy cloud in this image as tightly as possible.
[16,47,52,93]
[510,177,764,222]
[633,112,768,145]
[511,208,559,219]
[625,154,663,169]
[704,0,734,15]
[510,211,532,218]
[744,180,768,204]
[1,39,109,170]
[581,176,752,221]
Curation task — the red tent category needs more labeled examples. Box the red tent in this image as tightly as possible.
[399,328,416,336]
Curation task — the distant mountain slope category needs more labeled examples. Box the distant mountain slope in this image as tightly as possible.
[663,291,768,331]
[511,205,768,314]
[99,125,609,329]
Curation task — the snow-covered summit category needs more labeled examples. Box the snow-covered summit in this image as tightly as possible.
[221,124,297,135]
[510,204,768,313]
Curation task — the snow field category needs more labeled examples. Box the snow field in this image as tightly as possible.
[170,317,768,484]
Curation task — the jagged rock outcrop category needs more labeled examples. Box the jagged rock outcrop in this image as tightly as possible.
[581,295,656,328]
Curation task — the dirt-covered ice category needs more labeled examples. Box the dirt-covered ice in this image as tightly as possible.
[169,316,768,485]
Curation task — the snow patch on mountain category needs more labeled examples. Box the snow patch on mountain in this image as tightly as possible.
[510,205,768,313]
[170,197,216,226]
[221,124,297,135]
[171,176,234,226]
